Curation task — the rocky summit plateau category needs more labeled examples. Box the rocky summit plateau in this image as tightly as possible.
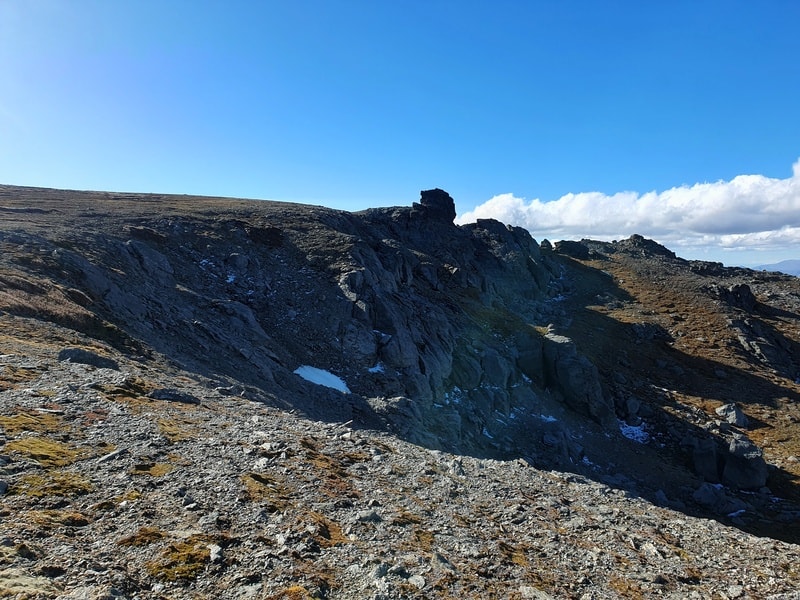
[2,184,800,599]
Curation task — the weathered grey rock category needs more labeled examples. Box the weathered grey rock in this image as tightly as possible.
[148,388,201,405]
[542,334,615,426]
[515,335,545,386]
[58,348,119,370]
[723,435,768,489]
[481,348,511,388]
[124,239,174,285]
[690,436,721,482]
[692,482,750,516]
[449,350,482,390]
[716,403,749,428]
[721,283,757,311]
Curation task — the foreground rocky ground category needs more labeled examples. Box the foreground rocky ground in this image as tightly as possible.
[2,184,800,598]
[2,340,799,599]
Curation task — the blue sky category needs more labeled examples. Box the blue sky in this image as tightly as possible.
[1,1,799,265]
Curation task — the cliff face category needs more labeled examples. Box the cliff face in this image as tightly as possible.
[0,187,613,455]
[2,185,800,537]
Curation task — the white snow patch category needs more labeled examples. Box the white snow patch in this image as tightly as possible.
[368,362,385,374]
[619,420,649,443]
[539,414,558,423]
[482,427,494,439]
[226,274,236,284]
[293,366,351,393]
[727,509,746,518]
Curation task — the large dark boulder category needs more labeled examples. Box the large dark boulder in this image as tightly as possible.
[415,188,456,222]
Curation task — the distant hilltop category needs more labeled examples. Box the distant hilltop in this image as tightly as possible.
[756,259,800,276]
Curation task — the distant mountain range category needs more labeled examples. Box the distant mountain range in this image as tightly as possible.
[756,259,800,276]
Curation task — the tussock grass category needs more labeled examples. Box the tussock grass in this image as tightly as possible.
[4,437,85,467]
[12,471,93,498]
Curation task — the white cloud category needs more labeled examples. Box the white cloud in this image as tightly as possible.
[456,159,800,263]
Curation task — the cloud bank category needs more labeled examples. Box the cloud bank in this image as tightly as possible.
[457,159,800,262]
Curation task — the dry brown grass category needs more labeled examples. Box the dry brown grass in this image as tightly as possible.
[130,462,174,477]
[118,526,166,547]
[12,470,93,498]
[240,472,292,511]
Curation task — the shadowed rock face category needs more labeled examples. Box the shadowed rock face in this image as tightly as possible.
[2,184,800,549]
[416,188,456,222]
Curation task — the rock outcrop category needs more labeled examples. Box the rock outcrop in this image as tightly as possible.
[3,184,800,598]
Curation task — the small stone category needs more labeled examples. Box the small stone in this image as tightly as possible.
[147,388,201,405]
[370,562,389,579]
[520,586,554,599]
[727,584,744,598]
[408,574,426,589]
[208,544,223,563]
[0,481,7,495]
[357,510,382,523]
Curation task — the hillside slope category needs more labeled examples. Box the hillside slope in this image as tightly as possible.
[2,185,800,598]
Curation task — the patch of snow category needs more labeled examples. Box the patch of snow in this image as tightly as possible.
[539,414,558,423]
[727,509,746,518]
[619,420,649,443]
[482,427,494,439]
[368,362,385,374]
[226,274,236,284]
[293,366,351,393]
[444,387,463,405]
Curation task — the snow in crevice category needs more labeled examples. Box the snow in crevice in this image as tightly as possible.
[443,387,464,405]
[293,366,351,393]
[619,420,649,443]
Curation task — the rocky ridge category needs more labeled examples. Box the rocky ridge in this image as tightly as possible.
[1,185,800,598]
